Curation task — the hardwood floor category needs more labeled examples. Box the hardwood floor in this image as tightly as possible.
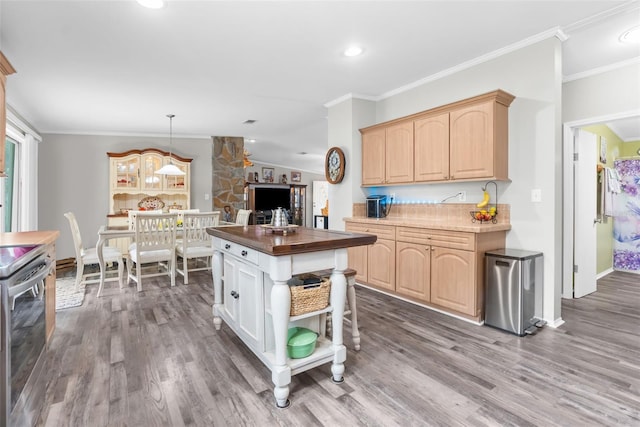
[35,270,640,426]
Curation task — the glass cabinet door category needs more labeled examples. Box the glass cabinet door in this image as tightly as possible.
[290,185,306,226]
[113,156,139,189]
[163,160,188,191]
[141,153,163,191]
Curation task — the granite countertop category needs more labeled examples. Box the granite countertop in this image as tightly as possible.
[206,225,376,256]
[0,230,60,246]
[344,217,511,233]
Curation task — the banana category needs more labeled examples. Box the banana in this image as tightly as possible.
[476,191,490,208]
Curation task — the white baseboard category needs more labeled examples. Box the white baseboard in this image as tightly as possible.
[547,317,565,328]
[596,268,614,279]
[354,281,483,326]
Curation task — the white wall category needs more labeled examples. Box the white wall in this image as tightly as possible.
[327,97,376,231]
[328,37,565,324]
[563,63,640,122]
[39,134,212,259]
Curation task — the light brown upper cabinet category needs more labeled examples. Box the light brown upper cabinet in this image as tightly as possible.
[361,127,386,185]
[449,94,512,181]
[414,112,450,182]
[362,121,413,185]
[360,90,514,186]
[0,52,16,177]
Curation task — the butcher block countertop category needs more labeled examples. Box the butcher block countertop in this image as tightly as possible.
[344,217,511,233]
[206,225,376,256]
[0,230,60,246]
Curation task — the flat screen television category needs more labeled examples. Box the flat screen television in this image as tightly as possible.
[254,186,290,212]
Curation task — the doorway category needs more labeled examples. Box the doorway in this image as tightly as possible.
[562,112,640,299]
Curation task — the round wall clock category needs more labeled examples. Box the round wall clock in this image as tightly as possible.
[325,147,345,184]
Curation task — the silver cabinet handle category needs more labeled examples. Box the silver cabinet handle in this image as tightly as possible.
[225,244,231,250]
[230,290,239,299]
[241,250,248,257]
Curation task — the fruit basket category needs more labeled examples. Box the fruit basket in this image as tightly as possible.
[470,209,498,224]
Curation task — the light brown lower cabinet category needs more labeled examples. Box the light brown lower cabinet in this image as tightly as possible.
[347,220,506,321]
[345,222,395,291]
[429,246,475,315]
[395,241,430,301]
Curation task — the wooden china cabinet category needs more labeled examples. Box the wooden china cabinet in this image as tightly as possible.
[106,148,192,253]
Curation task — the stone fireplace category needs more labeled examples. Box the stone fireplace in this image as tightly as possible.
[212,136,246,216]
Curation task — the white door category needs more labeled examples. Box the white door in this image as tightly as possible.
[312,180,328,218]
[574,129,598,298]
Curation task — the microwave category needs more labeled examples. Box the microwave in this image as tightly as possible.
[366,195,389,218]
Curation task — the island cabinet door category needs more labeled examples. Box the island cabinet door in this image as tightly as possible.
[223,255,264,351]
[237,262,264,350]
[223,256,238,323]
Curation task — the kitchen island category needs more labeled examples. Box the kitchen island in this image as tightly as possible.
[206,225,376,407]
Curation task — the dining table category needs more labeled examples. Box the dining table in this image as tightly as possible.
[96,221,239,291]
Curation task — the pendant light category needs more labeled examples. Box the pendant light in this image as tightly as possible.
[155,114,186,176]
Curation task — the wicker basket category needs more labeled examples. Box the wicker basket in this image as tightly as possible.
[289,275,331,316]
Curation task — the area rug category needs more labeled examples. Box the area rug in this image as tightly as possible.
[55,277,86,311]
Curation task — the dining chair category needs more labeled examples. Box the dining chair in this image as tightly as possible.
[128,209,164,230]
[235,209,252,226]
[175,211,220,284]
[64,211,124,297]
[127,213,178,292]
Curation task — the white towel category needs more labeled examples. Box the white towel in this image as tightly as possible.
[600,169,609,217]
[607,168,621,193]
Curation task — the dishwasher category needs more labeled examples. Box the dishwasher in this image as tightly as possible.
[484,249,544,336]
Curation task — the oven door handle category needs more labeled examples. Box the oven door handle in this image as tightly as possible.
[1,281,7,353]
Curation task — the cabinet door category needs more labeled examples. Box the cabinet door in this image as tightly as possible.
[112,155,140,190]
[430,247,475,315]
[141,153,163,191]
[368,238,395,291]
[414,112,450,182]
[237,261,263,350]
[163,158,189,192]
[347,245,368,283]
[290,185,306,226]
[362,128,386,185]
[396,242,430,302]
[222,256,238,323]
[449,100,494,180]
[385,121,414,184]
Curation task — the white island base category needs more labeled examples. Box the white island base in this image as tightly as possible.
[211,236,350,408]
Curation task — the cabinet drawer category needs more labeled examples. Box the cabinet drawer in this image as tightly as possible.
[346,222,395,240]
[108,216,128,227]
[219,239,259,265]
[396,227,474,251]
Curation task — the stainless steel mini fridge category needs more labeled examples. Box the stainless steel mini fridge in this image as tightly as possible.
[485,249,543,336]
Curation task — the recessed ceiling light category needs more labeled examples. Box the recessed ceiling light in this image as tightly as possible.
[246,139,256,143]
[344,45,364,57]
[619,25,640,44]
[137,0,165,9]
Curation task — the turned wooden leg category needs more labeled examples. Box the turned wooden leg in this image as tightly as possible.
[212,249,223,330]
[346,277,361,351]
[271,278,291,407]
[329,268,347,383]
